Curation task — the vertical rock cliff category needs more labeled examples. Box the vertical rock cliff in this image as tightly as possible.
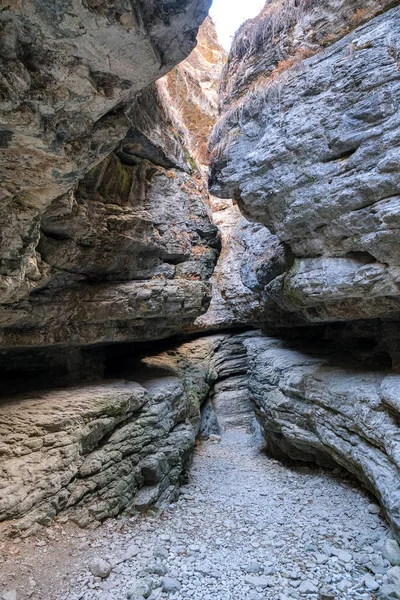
[209,0,400,536]
[0,6,227,537]
[0,0,213,343]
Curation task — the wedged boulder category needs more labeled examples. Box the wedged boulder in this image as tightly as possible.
[244,335,400,536]
[209,5,400,324]
[195,200,264,330]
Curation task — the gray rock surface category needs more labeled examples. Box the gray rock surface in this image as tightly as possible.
[194,200,269,330]
[0,371,197,537]
[3,427,393,600]
[0,329,260,535]
[219,0,395,111]
[210,6,400,324]
[244,334,400,536]
[0,14,225,348]
[0,0,211,307]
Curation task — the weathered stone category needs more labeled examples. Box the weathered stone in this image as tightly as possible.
[210,6,400,324]
[383,540,400,566]
[244,335,400,536]
[219,0,396,112]
[89,557,113,579]
[0,373,196,536]
[0,0,211,307]
[0,76,220,347]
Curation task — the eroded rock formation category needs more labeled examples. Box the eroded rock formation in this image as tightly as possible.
[0,8,225,348]
[0,5,225,535]
[210,2,400,324]
[0,0,213,336]
[2,0,400,553]
[208,0,400,539]
[0,373,196,537]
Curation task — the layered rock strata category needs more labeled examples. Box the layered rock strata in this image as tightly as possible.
[244,335,400,536]
[210,4,400,324]
[0,330,259,537]
[0,0,215,343]
[0,15,224,347]
[1,83,220,347]
[143,331,259,431]
[207,0,400,538]
[0,370,196,538]
[0,0,211,296]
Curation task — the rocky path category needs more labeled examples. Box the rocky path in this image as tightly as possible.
[2,428,400,600]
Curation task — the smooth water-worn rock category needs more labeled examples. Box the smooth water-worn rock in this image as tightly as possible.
[194,200,263,330]
[244,334,400,536]
[210,5,400,324]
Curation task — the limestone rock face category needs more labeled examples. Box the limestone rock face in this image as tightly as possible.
[0,0,212,325]
[0,330,260,536]
[244,335,400,535]
[160,15,227,170]
[210,5,400,324]
[141,331,259,432]
[194,200,263,330]
[0,13,225,347]
[0,371,196,537]
[219,0,395,111]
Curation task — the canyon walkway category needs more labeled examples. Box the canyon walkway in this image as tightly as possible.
[1,426,393,600]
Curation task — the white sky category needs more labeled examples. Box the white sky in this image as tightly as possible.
[209,0,266,51]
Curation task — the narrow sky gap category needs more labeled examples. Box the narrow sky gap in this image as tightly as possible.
[210,0,266,50]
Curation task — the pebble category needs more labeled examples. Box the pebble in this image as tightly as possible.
[298,580,319,594]
[244,576,270,588]
[1,592,17,600]
[383,539,400,566]
[337,550,352,563]
[56,430,393,600]
[363,573,379,591]
[161,577,181,593]
[368,503,381,514]
[88,557,113,578]
[127,579,153,598]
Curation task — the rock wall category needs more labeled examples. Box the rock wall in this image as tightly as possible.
[0,9,225,348]
[0,330,260,537]
[207,0,400,539]
[0,0,212,302]
[0,12,231,536]
[244,334,400,536]
[210,2,400,325]
[0,371,196,538]
[0,81,220,347]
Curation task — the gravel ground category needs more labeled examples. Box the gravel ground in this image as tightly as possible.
[2,428,399,600]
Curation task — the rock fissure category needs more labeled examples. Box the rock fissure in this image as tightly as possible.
[2,2,400,599]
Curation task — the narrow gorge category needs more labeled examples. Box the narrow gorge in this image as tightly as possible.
[0,2,400,599]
